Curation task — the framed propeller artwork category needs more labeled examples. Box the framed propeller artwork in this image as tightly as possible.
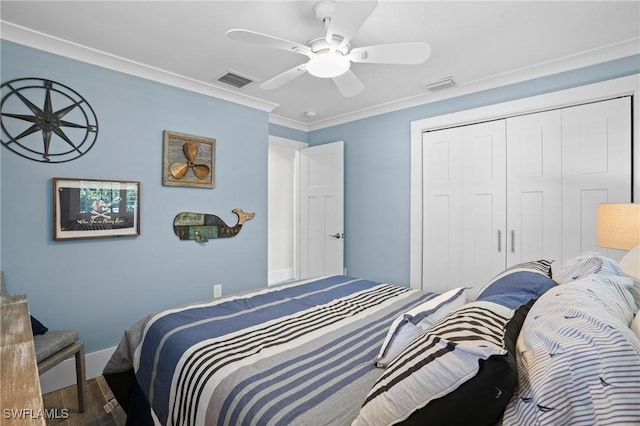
[163,131,215,188]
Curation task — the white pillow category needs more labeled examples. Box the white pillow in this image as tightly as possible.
[374,287,467,367]
[619,245,640,311]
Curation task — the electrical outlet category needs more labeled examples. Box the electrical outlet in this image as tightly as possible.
[213,284,222,298]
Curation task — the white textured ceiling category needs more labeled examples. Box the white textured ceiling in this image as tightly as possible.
[1,1,639,130]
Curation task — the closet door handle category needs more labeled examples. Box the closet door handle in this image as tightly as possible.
[497,230,502,253]
[510,230,515,253]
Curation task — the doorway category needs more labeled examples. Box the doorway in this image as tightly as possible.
[268,136,345,285]
[268,136,305,284]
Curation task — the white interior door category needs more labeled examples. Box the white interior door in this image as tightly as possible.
[460,120,507,292]
[506,110,562,267]
[422,127,463,293]
[561,97,632,262]
[299,141,344,278]
[422,120,506,294]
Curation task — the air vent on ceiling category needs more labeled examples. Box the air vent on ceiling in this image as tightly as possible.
[217,71,254,89]
[424,77,456,92]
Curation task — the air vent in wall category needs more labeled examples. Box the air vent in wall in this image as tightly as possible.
[217,71,254,89]
[424,77,456,92]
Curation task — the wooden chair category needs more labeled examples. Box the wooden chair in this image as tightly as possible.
[1,271,86,412]
[33,330,86,412]
[1,293,46,426]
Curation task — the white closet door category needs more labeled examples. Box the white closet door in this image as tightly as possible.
[562,97,632,261]
[422,127,463,293]
[460,120,507,293]
[506,110,562,267]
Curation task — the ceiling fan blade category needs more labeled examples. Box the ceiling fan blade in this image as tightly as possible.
[326,1,378,48]
[260,64,308,90]
[226,29,313,57]
[332,70,364,97]
[348,42,432,64]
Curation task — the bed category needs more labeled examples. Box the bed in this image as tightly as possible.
[103,256,640,426]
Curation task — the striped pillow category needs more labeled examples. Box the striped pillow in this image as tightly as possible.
[477,270,556,310]
[354,300,531,426]
[554,252,623,284]
[374,287,468,367]
[475,259,553,298]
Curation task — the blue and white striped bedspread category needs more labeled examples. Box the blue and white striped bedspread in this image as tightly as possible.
[132,275,437,426]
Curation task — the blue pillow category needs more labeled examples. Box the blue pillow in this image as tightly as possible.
[477,271,556,309]
[475,260,556,309]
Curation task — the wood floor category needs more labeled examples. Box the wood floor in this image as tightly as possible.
[42,376,127,426]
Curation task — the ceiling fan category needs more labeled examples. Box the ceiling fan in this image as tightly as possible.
[226,0,431,97]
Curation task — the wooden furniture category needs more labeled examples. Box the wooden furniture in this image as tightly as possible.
[0,293,46,426]
[34,331,86,412]
[0,272,86,418]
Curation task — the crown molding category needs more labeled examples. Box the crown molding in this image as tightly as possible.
[306,37,640,131]
[2,20,637,133]
[0,21,280,114]
[268,114,309,132]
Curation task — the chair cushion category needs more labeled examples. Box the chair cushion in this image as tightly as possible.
[33,330,79,363]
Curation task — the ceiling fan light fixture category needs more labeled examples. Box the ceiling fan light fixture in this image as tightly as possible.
[307,51,350,78]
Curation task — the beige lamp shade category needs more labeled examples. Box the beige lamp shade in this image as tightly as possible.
[596,203,640,250]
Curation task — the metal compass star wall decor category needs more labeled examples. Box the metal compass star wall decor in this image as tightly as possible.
[0,77,99,163]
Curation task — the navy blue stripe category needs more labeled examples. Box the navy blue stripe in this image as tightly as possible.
[139,276,369,424]
[219,291,436,425]
[177,285,408,425]
[138,276,353,395]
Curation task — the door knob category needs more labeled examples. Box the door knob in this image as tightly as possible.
[329,233,343,239]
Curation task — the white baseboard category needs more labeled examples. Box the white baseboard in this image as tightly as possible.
[268,268,294,285]
[39,346,117,394]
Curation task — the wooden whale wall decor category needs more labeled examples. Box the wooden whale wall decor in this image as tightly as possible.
[173,209,255,242]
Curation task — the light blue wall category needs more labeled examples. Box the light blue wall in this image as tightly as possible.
[2,38,638,354]
[268,123,308,143]
[308,55,640,286]
[1,41,269,352]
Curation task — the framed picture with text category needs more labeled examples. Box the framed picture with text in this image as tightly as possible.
[53,177,140,240]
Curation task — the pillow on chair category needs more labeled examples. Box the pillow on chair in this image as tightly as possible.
[30,316,48,335]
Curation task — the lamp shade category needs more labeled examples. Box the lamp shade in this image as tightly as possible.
[596,203,640,250]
